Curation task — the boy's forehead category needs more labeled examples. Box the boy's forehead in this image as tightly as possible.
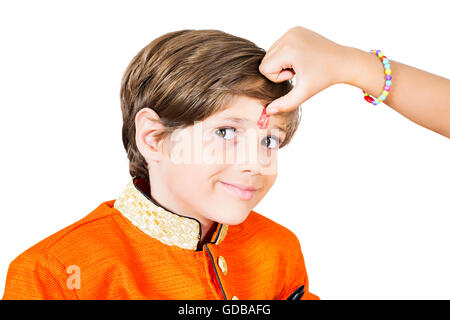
[224,95,264,111]
[212,96,287,132]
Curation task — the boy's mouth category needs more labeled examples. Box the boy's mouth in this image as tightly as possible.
[219,181,259,201]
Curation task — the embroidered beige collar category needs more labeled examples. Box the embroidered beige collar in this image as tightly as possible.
[113,176,228,251]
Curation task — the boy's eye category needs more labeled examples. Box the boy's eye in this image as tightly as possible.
[262,136,280,149]
[215,127,281,149]
[215,127,236,140]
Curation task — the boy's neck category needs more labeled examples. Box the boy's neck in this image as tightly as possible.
[197,221,218,249]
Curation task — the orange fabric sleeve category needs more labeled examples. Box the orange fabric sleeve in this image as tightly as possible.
[278,233,320,300]
[2,248,78,300]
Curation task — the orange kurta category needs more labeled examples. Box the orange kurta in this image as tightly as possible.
[2,177,319,300]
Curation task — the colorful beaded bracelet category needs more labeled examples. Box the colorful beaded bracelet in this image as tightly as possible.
[362,49,392,105]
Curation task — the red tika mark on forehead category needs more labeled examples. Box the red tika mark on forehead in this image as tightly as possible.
[257,107,270,129]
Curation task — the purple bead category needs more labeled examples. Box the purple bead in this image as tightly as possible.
[386,75,392,80]
[384,86,390,91]
[376,50,381,55]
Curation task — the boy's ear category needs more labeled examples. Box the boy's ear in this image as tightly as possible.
[135,107,166,162]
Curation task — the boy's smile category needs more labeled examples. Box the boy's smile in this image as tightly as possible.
[135,95,289,243]
[219,180,261,201]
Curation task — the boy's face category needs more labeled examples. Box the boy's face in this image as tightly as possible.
[139,95,289,227]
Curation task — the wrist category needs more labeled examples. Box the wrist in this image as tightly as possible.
[340,46,386,97]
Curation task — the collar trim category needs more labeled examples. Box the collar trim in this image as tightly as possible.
[113,176,228,251]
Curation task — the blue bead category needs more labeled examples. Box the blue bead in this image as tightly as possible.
[386,80,392,86]
[384,63,391,69]
[379,95,386,101]
[383,58,389,64]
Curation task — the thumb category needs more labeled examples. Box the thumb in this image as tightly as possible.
[266,76,308,115]
[275,69,296,82]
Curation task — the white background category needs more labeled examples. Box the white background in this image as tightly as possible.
[1,0,449,299]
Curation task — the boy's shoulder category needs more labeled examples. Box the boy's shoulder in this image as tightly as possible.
[3,200,119,299]
[10,200,118,262]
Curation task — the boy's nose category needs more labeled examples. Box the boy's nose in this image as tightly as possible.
[236,148,278,176]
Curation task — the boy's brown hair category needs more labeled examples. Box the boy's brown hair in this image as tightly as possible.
[120,29,301,182]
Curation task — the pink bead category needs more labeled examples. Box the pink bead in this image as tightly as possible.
[384,86,390,91]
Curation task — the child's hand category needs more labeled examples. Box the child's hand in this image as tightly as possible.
[259,26,351,115]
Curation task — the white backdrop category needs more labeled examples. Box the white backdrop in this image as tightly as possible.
[1,0,449,299]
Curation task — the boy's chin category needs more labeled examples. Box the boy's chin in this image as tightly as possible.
[215,210,252,226]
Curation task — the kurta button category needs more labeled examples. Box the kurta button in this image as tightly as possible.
[232,296,239,300]
[217,256,228,275]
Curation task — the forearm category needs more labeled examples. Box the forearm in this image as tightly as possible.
[342,46,450,138]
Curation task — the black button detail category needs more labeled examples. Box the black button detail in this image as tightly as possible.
[286,285,305,300]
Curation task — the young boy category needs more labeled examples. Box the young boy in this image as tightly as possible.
[2,29,319,300]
